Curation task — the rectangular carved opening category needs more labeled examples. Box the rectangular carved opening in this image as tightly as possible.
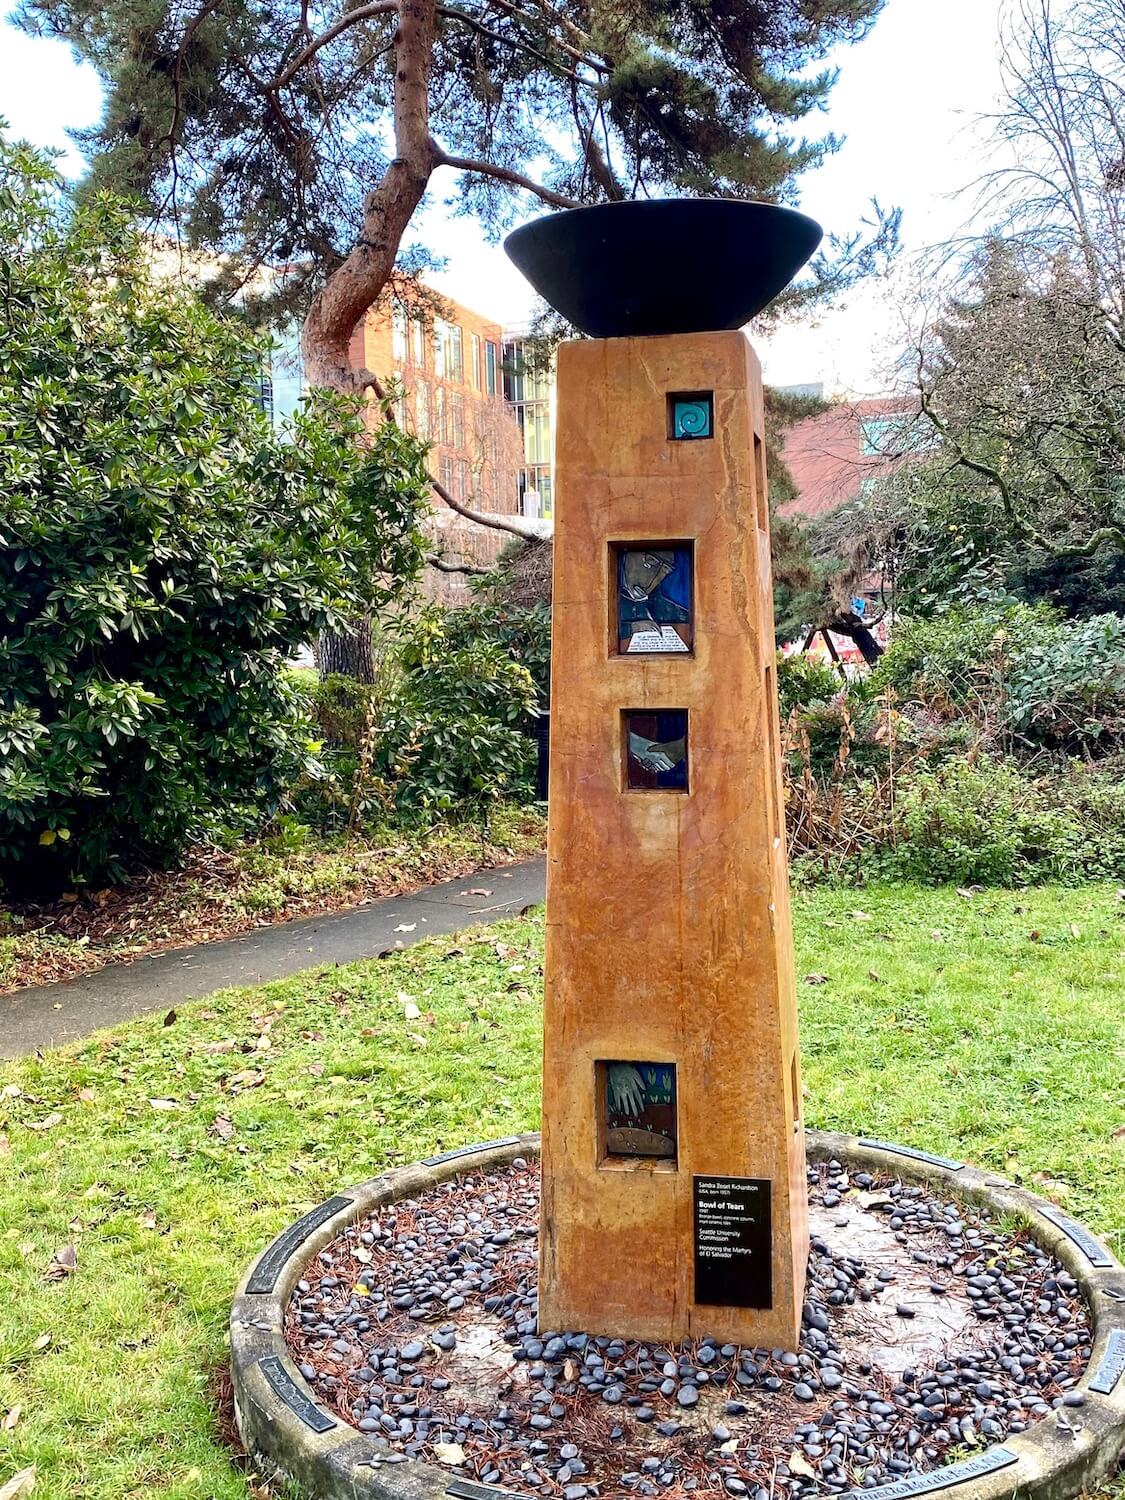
[623,709,689,792]
[754,433,768,531]
[667,391,713,441]
[764,665,781,844]
[791,1052,801,1133]
[598,1060,677,1167]
[610,542,694,656]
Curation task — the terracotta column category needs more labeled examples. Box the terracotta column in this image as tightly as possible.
[538,330,808,1350]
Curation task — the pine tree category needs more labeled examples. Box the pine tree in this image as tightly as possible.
[19,0,897,409]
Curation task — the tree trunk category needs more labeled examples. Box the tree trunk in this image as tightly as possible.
[829,617,884,666]
[316,619,376,681]
[297,0,556,682]
[301,0,438,392]
[302,0,437,681]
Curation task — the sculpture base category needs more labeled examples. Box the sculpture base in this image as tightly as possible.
[231,1133,1125,1500]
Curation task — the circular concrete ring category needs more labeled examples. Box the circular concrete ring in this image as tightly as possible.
[230,1130,1125,1500]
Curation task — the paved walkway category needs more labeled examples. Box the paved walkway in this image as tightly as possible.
[1,858,547,1060]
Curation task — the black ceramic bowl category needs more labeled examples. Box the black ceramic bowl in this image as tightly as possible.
[503,198,823,338]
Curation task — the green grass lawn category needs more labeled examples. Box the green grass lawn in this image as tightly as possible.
[0,884,1122,1498]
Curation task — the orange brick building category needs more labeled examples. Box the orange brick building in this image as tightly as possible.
[348,293,525,599]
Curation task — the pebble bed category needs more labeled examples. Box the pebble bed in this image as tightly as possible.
[284,1159,1091,1499]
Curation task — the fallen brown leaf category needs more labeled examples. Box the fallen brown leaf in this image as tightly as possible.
[226,1070,264,1092]
[855,1190,892,1209]
[2,1405,20,1431]
[26,1113,62,1132]
[1031,1173,1073,1204]
[0,1465,36,1499]
[44,1244,78,1282]
[211,1114,234,1141]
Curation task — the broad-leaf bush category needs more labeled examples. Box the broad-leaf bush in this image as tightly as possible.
[783,603,1125,883]
[443,598,552,703]
[874,604,1125,755]
[0,137,430,892]
[377,609,538,815]
[874,756,1125,886]
[776,651,840,718]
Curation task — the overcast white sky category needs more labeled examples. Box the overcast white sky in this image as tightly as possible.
[0,0,1007,393]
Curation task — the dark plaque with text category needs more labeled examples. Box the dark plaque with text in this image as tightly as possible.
[693,1175,772,1308]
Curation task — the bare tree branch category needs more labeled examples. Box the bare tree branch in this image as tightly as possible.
[432,147,580,208]
[427,553,493,574]
[269,0,399,91]
[357,367,555,539]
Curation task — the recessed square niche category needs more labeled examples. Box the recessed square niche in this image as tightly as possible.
[623,709,689,791]
[599,1060,677,1164]
[668,391,713,440]
[613,543,693,655]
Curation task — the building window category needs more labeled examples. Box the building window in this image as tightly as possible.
[454,458,469,502]
[470,333,481,390]
[433,384,445,445]
[504,345,525,403]
[440,454,454,492]
[392,308,407,364]
[519,465,552,520]
[255,366,274,424]
[485,340,498,396]
[415,380,429,439]
[447,324,464,382]
[412,319,426,368]
[860,411,930,456]
[432,320,463,382]
[451,390,465,450]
